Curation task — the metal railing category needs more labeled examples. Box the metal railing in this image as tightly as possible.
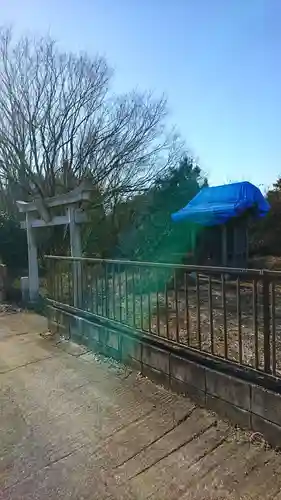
[45,255,281,380]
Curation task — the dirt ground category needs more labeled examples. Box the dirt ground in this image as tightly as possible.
[2,311,281,499]
[153,278,281,372]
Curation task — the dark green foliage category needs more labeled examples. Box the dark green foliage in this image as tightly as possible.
[114,156,207,263]
[0,212,28,271]
[250,179,280,257]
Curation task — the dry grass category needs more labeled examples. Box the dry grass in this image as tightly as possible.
[152,279,281,372]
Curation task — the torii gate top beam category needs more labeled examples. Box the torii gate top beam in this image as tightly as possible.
[16,182,93,214]
[17,187,92,213]
[16,182,93,228]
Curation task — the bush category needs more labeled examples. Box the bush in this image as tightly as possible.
[0,212,28,272]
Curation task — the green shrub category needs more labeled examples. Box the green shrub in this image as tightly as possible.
[0,212,27,272]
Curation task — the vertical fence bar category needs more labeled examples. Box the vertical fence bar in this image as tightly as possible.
[253,278,259,369]
[72,261,75,307]
[125,267,129,324]
[46,259,50,299]
[208,275,214,354]
[140,267,144,330]
[67,260,71,304]
[104,263,109,317]
[59,262,63,303]
[59,261,62,302]
[118,263,122,322]
[95,264,100,316]
[156,283,161,336]
[99,264,103,315]
[165,282,170,339]
[221,273,227,359]
[147,275,152,333]
[184,272,190,346]
[70,261,73,306]
[89,262,93,312]
[55,261,58,301]
[55,260,58,301]
[50,259,53,300]
[48,259,52,299]
[80,260,84,309]
[52,260,56,300]
[92,263,96,313]
[93,264,99,314]
[112,263,116,320]
[77,257,83,309]
[62,260,65,302]
[77,258,83,309]
[63,262,69,304]
[174,270,179,343]
[54,260,57,300]
[237,276,242,364]
[83,261,88,310]
[100,264,105,317]
[71,261,75,307]
[57,261,61,302]
[132,266,136,328]
[271,280,276,376]
[84,263,89,311]
[263,274,271,373]
[54,261,57,301]
[103,263,107,317]
[196,272,201,349]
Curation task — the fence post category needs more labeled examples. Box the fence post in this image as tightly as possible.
[68,207,82,308]
[262,273,271,373]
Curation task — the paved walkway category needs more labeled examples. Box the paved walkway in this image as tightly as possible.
[1,312,281,499]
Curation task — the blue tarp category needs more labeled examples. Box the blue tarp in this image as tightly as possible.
[171,181,270,226]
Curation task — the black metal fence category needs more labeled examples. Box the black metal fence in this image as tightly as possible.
[45,255,281,380]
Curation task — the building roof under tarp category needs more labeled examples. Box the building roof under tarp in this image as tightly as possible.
[171,181,270,226]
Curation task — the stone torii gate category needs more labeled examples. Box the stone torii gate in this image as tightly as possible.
[17,183,93,303]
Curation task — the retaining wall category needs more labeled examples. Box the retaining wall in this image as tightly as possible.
[48,304,281,448]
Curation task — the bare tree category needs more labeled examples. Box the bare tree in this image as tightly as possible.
[0,28,182,206]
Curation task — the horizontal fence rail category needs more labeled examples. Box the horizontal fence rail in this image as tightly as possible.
[45,255,281,380]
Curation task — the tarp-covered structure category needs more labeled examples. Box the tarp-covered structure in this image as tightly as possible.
[171,181,270,268]
[171,181,270,226]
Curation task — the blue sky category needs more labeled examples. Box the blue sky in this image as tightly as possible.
[1,0,280,190]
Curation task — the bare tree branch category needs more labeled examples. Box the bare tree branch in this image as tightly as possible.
[0,27,183,211]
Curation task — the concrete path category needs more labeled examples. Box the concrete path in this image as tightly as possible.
[1,312,281,499]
